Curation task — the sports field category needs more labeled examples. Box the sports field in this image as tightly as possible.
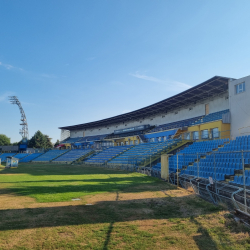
[0,164,249,250]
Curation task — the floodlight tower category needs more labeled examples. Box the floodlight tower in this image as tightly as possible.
[9,96,29,140]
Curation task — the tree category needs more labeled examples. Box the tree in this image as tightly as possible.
[28,130,53,149]
[54,140,60,147]
[12,141,22,146]
[0,134,11,146]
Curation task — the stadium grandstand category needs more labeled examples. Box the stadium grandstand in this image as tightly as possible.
[59,76,235,148]
[3,74,250,214]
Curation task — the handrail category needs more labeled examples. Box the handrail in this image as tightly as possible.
[129,138,180,165]
[206,183,217,204]
[231,188,244,210]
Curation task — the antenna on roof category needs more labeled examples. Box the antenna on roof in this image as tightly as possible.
[9,96,29,140]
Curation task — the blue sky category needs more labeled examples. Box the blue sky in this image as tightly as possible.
[1,0,250,143]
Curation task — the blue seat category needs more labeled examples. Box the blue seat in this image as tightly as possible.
[231,176,238,184]
[246,177,250,186]
[238,176,243,185]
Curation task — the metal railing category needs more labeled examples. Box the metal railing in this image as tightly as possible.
[175,149,250,215]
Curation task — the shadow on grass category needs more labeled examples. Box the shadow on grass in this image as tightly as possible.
[0,193,248,249]
[0,195,223,231]
[0,164,131,176]
[0,176,161,184]
[191,217,219,250]
[103,190,119,250]
[0,165,173,202]
[0,178,173,201]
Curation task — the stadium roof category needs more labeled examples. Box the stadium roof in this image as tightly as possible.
[59,76,231,130]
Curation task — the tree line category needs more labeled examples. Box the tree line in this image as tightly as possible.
[0,131,60,149]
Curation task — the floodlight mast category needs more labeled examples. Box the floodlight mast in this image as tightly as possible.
[9,96,29,140]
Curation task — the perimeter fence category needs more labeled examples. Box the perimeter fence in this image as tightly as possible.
[134,150,250,215]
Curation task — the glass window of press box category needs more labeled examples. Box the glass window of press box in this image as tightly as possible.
[235,82,245,94]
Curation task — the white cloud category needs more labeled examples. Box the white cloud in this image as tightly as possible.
[129,71,192,91]
[0,61,59,79]
[0,61,23,71]
[130,72,163,83]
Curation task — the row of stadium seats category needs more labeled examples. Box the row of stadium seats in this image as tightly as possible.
[230,176,250,186]
[14,153,29,159]
[108,139,179,165]
[0,153,17,162]
[20,153,44,162]
[236,135,250,141]
[85,146,131,164]
[149,116,202,133]
[178,136,250,186]
[152,162,161,171]
[218,142,250,152]
[183,166,235,175]
[54,149,92,162]
[60,137,82,144]
[197,162,243,170]
[33,150,69,162]
[169,139,227,171]
[149,110,229,134]
[0,150,93,163]
[193,109,229,125]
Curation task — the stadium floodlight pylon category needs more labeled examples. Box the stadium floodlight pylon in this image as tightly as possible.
[9,96,29,140]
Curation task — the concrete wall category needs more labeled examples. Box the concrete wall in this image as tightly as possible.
[229,75,250,139]
[60,129,70,141]
[68,93,229,138]
[0,146,19,152]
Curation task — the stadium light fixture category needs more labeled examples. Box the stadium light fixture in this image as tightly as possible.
[9,96,29,140]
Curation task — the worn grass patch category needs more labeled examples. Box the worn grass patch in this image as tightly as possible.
[0,164,249,250]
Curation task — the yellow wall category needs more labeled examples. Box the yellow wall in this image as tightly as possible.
[187,121,230,140]
[113,136,139,146]
[62,143,71,149]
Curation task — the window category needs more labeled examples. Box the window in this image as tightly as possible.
[158,137,161,142]
[135,140,139,145]
[212,128,219,138]
[202,129,209,139]
[193,131,199,140]
[125,141,129,145]
[150,138,155,142]
[130,141,134,145]
[235,82,245,94]
[184,133,190,140]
